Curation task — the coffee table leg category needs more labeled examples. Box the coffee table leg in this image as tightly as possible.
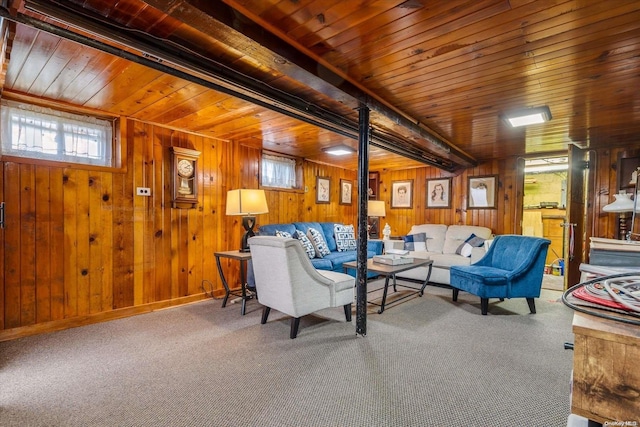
[420,263,433,295]
[379,275,390,314]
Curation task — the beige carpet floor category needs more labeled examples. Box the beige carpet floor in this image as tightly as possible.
[542,273,565,291]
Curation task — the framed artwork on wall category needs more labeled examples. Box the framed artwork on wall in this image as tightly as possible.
[468,175,498,209]
[368,171,380,200]
[339,179,352,205]
[391,179,413,208]
[426,178,451,209]
[316,176,330,204]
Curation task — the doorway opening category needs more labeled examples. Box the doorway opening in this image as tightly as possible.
[523,157,568,291]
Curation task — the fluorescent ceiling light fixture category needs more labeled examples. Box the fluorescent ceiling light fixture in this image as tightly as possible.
[322,144,356,156]
[504,106,552,127]
[524,164,568,173]
[524,157,567,173]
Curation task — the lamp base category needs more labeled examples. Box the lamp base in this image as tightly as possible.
[368,216,380,239]
[240,215,256,252]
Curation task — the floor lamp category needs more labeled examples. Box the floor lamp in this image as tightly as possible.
[226,189,269,252]
[368,200,386,239]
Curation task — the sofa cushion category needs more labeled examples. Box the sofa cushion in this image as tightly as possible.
[408,224,448,253]
[259,223,297,237]
[293,221,324,239]
[319,222,338,252]
[307,227,331,258]
[334,224,357,252]
[443,225,493,254]
[430,253,473,268]
[310,257,333,270]
[323,250,377,270]
[403,232,428,251]
[294,230,315,259]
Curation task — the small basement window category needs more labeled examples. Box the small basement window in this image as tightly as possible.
[1,99,115,167]
[261,153,299,189]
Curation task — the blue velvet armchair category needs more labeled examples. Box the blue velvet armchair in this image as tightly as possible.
[449,235,551,315]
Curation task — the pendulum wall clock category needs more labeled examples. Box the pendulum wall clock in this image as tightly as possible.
[171,147,200,208]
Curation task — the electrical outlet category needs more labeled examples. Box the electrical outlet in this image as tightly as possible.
[136,187,151,196]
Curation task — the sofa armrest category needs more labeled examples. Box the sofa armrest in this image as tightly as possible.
[367,240,384,255]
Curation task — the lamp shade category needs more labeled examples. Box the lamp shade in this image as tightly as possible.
[368,200,386,217]
[603,192,635,213]
[226,189,269,215]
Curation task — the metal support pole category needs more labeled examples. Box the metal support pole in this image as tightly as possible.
[356,103,370,336]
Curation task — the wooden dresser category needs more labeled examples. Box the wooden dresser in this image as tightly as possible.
[571,312,640,424]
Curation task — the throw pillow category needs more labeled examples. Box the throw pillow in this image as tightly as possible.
[294,230,315,259]
[275,230,292,238]
[456,233,486,258]
[307,227,331,258]
[403,232,428,251]
[334,224,357,252]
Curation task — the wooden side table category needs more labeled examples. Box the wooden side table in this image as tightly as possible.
[214,250,253,315]
[571,312,640,425]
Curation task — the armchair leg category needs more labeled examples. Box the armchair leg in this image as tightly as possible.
[343,303,352,322]
[452,288,459,301]
[481,298,489,315]
[261,306,271,324]
[290,317,301,339]
[526,297,536,314]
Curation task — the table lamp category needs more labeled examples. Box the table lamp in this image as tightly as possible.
[226,189,269,252]
[603,192,636,240]
[368,200,386,239]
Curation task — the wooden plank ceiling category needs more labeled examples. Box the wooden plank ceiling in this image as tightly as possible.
[1,0,640,172]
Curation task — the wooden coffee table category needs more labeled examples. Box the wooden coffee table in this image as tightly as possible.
[343,258,433,313]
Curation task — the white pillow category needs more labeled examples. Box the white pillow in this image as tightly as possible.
[294,230,315,259]
[334,224,357,252]
[307,228,331,258]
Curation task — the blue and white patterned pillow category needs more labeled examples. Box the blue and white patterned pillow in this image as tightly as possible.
[403,232,428,251]
[275,230,292,238]
[307,227,331,258]
[294,230,315,259]
[334,224,357,252]
[456,234,486,258]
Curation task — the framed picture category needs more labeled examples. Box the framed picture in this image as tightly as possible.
[316,176,330,204]
[391,179,413,208]
[339,179,352,205]
[467,175,498,209]
[426,177,451,208]
[368,171,380,200]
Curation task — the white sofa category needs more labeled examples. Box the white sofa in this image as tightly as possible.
[386,224,493,286]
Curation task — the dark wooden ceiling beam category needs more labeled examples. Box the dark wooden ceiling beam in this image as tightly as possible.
[16,0,476,171]
[174,0,476,167]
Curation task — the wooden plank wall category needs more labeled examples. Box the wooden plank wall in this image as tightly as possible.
[0,121,629,340]
[375,157,522,237]
[591,146,640,241]
[0,119,359,340]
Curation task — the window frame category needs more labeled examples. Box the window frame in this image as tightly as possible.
[260,151,303,191]
[0,97,124,172]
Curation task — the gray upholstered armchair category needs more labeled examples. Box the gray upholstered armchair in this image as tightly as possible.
[449,235,551,315]
[248,236,355,339]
